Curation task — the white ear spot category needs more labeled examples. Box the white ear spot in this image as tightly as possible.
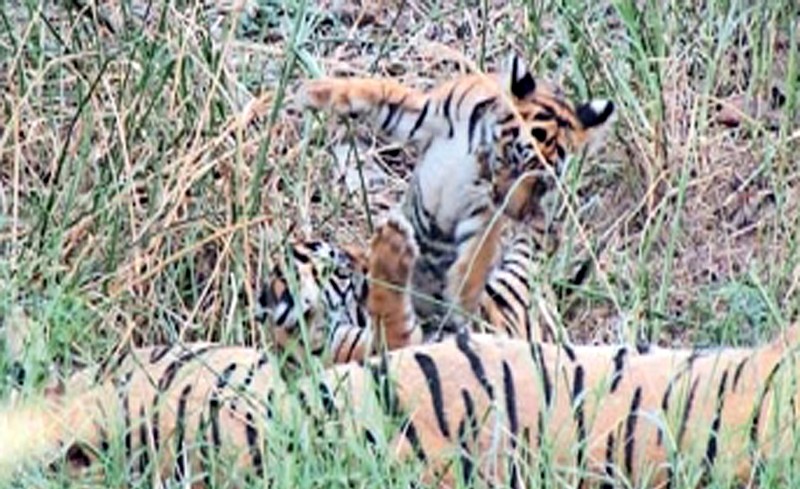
[590,100,612,115]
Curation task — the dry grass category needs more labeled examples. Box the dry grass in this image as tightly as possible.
[0,1,798,363]
[0,0,798,486]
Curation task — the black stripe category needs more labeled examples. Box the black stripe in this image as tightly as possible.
[624,387,643,476]
[486,282,514,314]
[563,344,577,362]
[414,352,450,438]
[355,304,369,329]
[245,411,264,477]
[556,144,566,161]
[467,97,496,152]
[498,113,516,124]
[467,202,490,219]
[677,379,699,448]
[530,343,552,406]
[274,288,295,325]
[244,354,270,387]
[97,345,132,381]
[157,346,214,391]
[297,390,313,417]
[572,365,587,476]
[610,347,628,392]
[198,414,212,488]
[601,432,616,489]
[381,97,403,131]
[442,87,455,138]
[291,246,311,263]
[364,429,378,447]
[150,396,161,452]
[408,99,431,139]
[456,81,479,113]
[494,276,526,312]
[138,404,150,475]
[458,389,477,486]
[174,384,193,481]
[332,327,351,361]
[209,395,222,452]
[704,370,728,471]
[216,362,238,388]
[401,419,427,462]
[456,331,494,399]
[503,361,520,489]
[328,275,344,298]
[149,345,173,364]
[749,360,785,450]
[457,420,475,485]
[318,382,337,416]
[523,308,533,342]
[344,327,366,361]
[503,262,531,290]
[732,357,749,392]
[381,102,400,132]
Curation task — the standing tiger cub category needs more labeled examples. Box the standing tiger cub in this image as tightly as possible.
[301,55,615,339]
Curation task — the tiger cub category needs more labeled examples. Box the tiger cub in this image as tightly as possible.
[300,54,615,338]
[258,214,421,364]
[3,326,799,488]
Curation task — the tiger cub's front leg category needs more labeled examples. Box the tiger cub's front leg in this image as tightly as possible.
[300,78,444,144]
[367,213,422,349]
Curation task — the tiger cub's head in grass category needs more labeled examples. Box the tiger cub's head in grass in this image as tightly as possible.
[487,55,616,221]
[256,240,369,362]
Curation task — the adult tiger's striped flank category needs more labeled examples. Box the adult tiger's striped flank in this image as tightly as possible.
[3,326,800,487]
[301,54,615,338]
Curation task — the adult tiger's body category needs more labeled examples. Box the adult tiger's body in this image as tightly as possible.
[3,327,799,488]
[300,55,615,339]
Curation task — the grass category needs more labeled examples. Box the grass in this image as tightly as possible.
[0,0,798,487]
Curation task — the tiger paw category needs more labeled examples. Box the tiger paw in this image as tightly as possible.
[298,78,369,117]
[298,78,334,111]
[368,212,418,289]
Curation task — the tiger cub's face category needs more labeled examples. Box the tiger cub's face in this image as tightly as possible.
[257,241,368,358]
[487,56,615,222]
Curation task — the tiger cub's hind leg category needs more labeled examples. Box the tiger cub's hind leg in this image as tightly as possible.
[367,213,422,350]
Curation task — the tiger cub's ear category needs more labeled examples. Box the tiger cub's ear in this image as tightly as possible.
[574,99,616,153]
[502,53,537,100]
[576,100,615,129]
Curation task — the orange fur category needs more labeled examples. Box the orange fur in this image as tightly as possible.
[263,217,421,364]
[301,55,615,337]
[5,328,800,487]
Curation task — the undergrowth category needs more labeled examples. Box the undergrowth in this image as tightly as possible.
[0,0,798,487]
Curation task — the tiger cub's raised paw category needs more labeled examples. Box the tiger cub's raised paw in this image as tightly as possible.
[368,213,418,289]
[298,78,370,116]
[368,212,421,349]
